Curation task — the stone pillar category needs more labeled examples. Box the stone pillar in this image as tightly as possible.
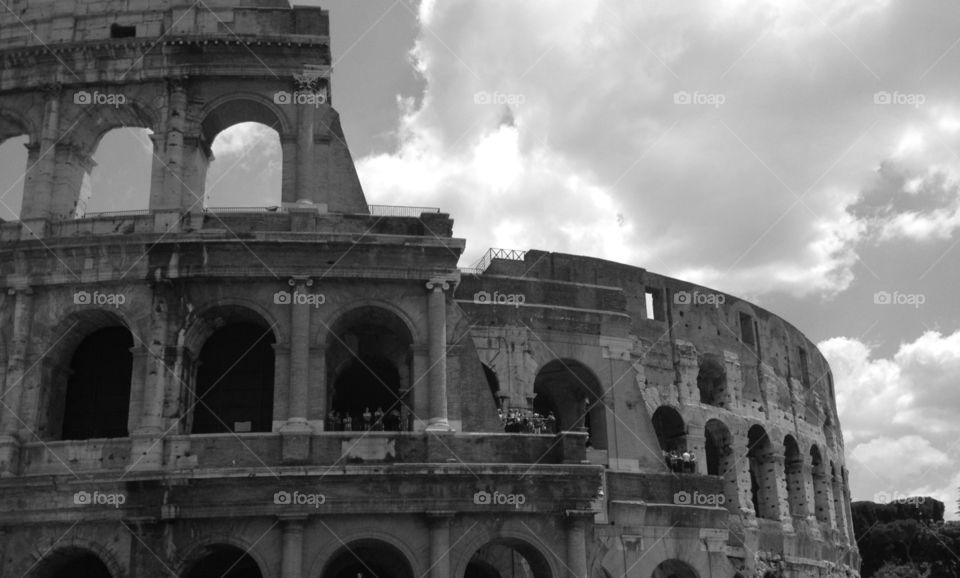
[800,463,822,539]
[152,79,188,229]
[686,426,706,475]
[565,511,592,578]
[425,278,453,431]
[769,452,794,533]
[21,85,60,223]
[732,436,757,524]
[281,279,312,462]
[0,288,32,475]
[427,511,454,578]
[50,143,95,221]
[130,287,171,470]
[295,78,316,204]
[280,517,306,578]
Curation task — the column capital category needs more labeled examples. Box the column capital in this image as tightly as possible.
[287,276,315,288]
[426,272,460,292]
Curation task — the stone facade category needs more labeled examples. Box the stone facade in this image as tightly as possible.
[0,1,858,577]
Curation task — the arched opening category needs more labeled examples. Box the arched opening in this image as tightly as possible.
[784,435,806,518]
[482,364,502,410]
[652,559,698,578]
[29,548,113,578]
[0,133,29,221]
[183,544,263,578]
[192,318,276,434]
[652,406,687,472]
[533,359,607,449]
[321,539,413,578]
[696,354,727,407]
[325,306,413,432]
[61,326,133,440]
[81,128,154,217]
[704,419,737,508]
[464,538,553,578]
[747,425,778,520]
[810,445,831,524]
[201,99,286,210]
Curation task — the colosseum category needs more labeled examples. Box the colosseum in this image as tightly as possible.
[0,1,860,577]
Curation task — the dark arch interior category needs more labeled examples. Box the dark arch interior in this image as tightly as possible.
[652,559,698,578]
[748,425,775,519]
[533,359,606,449]
[183,545,262,578]
[482,364,501,409]
[33,551,112,578]
[62,326,133,440]
[193,322,275,434]
[696,355,726,407]
[652,406,686,453]
[331,356,402,431]
[322,540,413,578]
[704,420,731,476]
[465,539,553,578]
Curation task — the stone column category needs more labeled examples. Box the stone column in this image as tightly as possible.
[130,287,171,470]
[153,79,188,230]
[686,426,706,475]
[281,279,313,462]
[0,288,32,475]
[280,517,306,578]
[294,76,317,205]
[732,436,757,524]
[427,511,454,578]
[425,277,452,431]
[565,511,592,578]
[21,85,60,224]
[770,452,794,533]
[800,463,822,540]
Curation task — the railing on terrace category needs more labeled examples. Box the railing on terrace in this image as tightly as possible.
[72,205,440,220]
[80,209,151,218]
[368,205,440,217]
[461,248,527,275]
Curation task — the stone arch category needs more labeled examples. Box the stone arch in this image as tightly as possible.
[652,559,699,578]
[199,92,293,144]
[317,298,423,348]
[704,419,738,509]
[453,528,559,578]
[0,108,38,144]
[27,542,125,578]
[320,538,415,578]
[652,405,687,471]
[323,304,416,432]
[178,542,266,578]
[809,444,830,524]
[747,424,778,520]
[308,530,422,578]
[184,304,279,434]
[38,308,137,440]
[783,435,807,518]
[696,353,727,407]
[533,358,608,450]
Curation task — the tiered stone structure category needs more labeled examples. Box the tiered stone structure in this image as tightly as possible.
[0,1,859,577]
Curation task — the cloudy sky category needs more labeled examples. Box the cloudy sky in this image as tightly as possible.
[0,0,958,517]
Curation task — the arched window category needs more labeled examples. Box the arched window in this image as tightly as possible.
[61,326,134,440]
[810,445,831,524]
[325,306,413,432]
[652,406,687,472]
[183,545,262,578]
[533,359,607,449]
[704,419,737,508]
[747,425,778,520]
[81,128,154,217]
[204,122,282,209]
[322,540,413,578]
[784,435,807,518]
[465,538,553,578]
[696,354,727,407]
[30,548,113,578]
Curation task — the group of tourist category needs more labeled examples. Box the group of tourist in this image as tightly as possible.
[326,407,404,432]
[499,408,557,434]
[664,449,697,473]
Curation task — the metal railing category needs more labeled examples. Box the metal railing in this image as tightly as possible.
[204,206,280,213]
[468,248,527,274]
[80,209,151,219]
[368,205,440,217]
[61,204,441,221]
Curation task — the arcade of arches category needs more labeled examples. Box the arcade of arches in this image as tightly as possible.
[533,359,607,449]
